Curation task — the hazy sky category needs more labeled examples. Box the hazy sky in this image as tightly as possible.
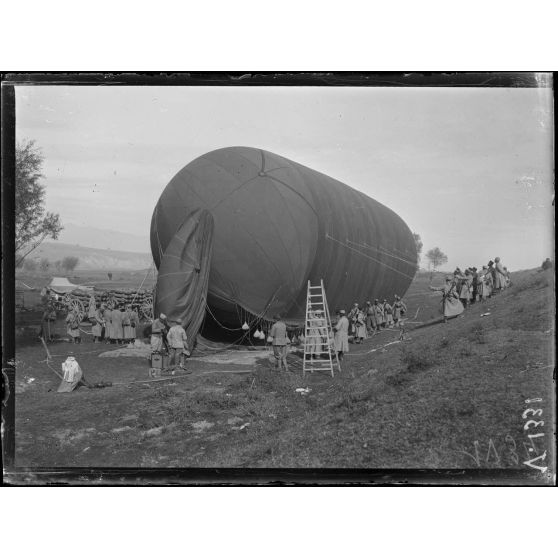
[15,84,554,271]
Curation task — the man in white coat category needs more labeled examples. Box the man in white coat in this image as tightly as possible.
[334,310,349,361]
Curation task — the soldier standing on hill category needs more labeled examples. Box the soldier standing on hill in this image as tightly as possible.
[383,299,394,328]
[167,318,190,370]
[40,299,57,342]
[470,267,478,304]
[348,303,360,337]
[91,304,104,343]
[111,305,124,345]
[151,313,169,352]
[365,301,374,335]
[456,269,473,308]
[493,257,506,292]
[477,266,492,302]
[353,306,367,343]
[429,275,464,323]
[65,306,81,344]
[270,314,289,372]
[392,295,407,325]
[122,304,136,344]
[103,304,113,344]
[371,299,383,334]
[333,309,349,360]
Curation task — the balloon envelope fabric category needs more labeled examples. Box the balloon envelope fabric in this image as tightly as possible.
[151,146,417,330]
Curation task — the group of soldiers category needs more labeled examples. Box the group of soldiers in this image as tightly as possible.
[39,288,142,345]
[64,302,140,344]
[429,256,511,322]
[278,294,409,367]
[89,303,139,344]
[345,296,408,343]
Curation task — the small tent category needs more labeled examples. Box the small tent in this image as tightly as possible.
[48,277,92,293]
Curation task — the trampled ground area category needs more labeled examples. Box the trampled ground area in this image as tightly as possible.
[11,268,555,480]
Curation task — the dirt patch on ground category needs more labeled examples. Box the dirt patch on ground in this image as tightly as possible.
[99,344,276,366]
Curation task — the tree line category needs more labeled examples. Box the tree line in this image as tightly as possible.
[18,256,79,274]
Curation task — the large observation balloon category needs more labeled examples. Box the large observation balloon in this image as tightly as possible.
[151,147,417,340]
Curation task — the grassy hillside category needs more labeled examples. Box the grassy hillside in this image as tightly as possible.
[28,242,152,270]
[12,267,554,482]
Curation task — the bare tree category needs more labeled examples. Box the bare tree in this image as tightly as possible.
[425,247,448,279]
[15,139,63,266]
[62,256,79,272]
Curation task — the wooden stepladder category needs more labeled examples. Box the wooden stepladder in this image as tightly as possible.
[302,279,341,378]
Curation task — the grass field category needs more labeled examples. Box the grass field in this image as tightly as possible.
[12,267,555,481]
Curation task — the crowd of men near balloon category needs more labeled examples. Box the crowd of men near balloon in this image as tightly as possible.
[274,294,410,369]
[64,302,140,345]
[284,256,516,367]
[346,295,408,342]
[36,253,553,379]
[39,254,535,370]
[429,256,511,322]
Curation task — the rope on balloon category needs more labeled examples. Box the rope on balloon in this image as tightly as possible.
[325,234,417,281]
[346,238,418,267]
[196,286,280,352]
[130,261,155,306]
[326,234,435,323]
[195,330,252,353]
[382,243,416,259]
[205,303,245,332]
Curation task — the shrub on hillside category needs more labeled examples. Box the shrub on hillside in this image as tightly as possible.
[468,323,487,344]
[333,382,375,411]
[458,341,474,357]
[400,344,439,374]
[62,256,79,272]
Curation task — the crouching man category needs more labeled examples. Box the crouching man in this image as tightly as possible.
[167,318,190,371]
[57,354,84,393]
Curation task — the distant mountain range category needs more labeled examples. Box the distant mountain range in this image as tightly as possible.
[33,242,152,270]
[53,223,150,253]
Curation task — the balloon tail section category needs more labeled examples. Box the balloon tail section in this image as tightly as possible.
[154,209,214,345]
